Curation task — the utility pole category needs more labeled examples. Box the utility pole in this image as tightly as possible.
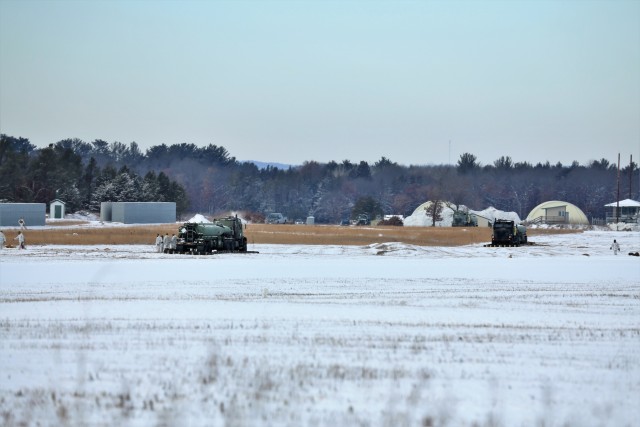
[616,153,620,225]
[630,154,633,200]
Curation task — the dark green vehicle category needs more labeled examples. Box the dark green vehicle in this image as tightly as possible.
[355,214,371,226]
[488,219,527,247]
[172,215,253,255]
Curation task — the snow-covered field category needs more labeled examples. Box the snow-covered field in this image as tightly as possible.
[1,231,639,426]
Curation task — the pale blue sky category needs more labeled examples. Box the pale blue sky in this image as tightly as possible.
[1,0,638,166]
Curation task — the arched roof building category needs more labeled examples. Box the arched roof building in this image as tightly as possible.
[526,201,589,225]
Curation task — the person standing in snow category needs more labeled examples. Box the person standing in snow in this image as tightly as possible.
[14,231,25,249]
[163,233,170,253]
[155,233,163,253]
[0,230,6,249]
[610,239,620,255]
[18,217,26,230]
[171,234,177,250]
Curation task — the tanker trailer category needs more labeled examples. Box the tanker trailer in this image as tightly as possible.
[173,215,251,254]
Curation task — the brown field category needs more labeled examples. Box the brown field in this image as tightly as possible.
[3,222,581,247]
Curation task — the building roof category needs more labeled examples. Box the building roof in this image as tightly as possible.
[50,199,66,204]
[604,199,640,208]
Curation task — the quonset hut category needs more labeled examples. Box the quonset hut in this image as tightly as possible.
[525,201,589,226]
[100,202,176,224]
[0,203,46,227]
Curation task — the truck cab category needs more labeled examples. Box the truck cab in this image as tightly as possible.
[491,219,527,246]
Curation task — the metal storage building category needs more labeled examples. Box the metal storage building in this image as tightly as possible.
[100,202,113,222]
[0,203,46,227]
[100,202,176,224]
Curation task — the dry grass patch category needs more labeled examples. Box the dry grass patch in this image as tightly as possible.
[8,223,582,247]
[244,224,581,246]
[244,224,494,246]
[12,225,178,246]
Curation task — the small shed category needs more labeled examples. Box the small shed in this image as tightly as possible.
[50,199,66,219]
[0,203,46,227]
[604,199,640,224]
[100,202,176,224]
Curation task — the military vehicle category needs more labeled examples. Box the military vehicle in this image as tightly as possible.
[355,214,371,226]
[486,219,527,247]
[452,210,478,227]
[172,215,256,255]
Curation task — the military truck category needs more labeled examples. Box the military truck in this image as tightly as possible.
[173,215,255,255]
[355,214,371,226]
[452,210,478,227]
[487,219,527,247]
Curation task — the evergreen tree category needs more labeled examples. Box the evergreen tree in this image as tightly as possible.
[457,153,479,174]
[141,171,160,201]
[351,196,383,221]
[81,157,100,209]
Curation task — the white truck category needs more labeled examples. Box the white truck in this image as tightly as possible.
[266,213,287,224]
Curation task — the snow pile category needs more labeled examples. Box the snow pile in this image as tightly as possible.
[403,201,454,227]
[65,211,100,221]
[404,202,521,227]
[608,222,640,232]
[187,214,211,223]
[472,206,521,223]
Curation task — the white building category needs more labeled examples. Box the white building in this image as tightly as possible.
[49,199,66,219]
[604,199,640,224]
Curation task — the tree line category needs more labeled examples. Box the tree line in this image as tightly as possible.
[0,134,637,223]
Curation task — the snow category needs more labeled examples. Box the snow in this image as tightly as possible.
[404,202,521,227]
[187,213,212,223]
[1,231,639,426]
[605,199,640,207]
[186,213,250,224]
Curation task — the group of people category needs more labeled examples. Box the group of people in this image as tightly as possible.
[155,233,177,253]
[0,230,26,250]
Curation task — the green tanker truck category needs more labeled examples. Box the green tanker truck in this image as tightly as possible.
[172,215,254,255]
[486,219,527,247]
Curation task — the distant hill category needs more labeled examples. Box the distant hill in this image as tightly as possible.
[244,160,294,170]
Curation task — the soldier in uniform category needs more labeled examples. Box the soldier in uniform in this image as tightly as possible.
[15,231,25,249]
[155,234,163,253]
[163,234,170,253]
[610,239,620,255]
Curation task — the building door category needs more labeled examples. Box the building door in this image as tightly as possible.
[55,205,62,219]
